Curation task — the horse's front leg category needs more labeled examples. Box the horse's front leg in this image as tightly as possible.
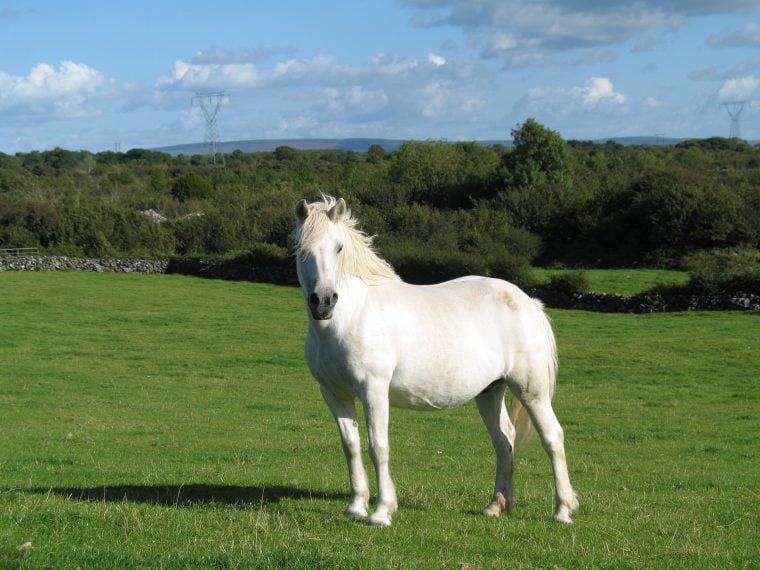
[320,386,370,519]
[360,383,397,527]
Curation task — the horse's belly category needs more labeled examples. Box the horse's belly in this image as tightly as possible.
[388,349,506,410]
[387,382,479,410]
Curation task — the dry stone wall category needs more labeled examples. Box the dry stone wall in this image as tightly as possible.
[527,288,760,313]
[0,255,167,274]
[2,255,757,312]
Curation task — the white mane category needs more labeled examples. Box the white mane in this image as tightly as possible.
[295,195,400,284]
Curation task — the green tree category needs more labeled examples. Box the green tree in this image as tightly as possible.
[170,172,213,202]
[367,144,387,164]
[390,141,500,207]
[504,118,573,188]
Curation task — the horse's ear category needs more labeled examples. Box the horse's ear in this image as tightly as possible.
[327,198,347,222]
[295,199,309,222]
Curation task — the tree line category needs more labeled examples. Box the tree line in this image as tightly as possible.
[1,119,758,286]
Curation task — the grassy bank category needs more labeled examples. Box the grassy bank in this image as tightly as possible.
[0,272,756,568]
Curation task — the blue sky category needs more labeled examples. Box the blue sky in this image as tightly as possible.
[1,0,759,153]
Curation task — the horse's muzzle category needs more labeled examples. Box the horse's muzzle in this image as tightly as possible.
[308,291,339,320]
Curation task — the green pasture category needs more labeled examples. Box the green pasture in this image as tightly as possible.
[531,267,689,296]
[0,272,757,569]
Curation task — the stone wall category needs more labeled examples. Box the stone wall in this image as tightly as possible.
[0,255,168,274]
[527,288,760,313]
[2,255,757,312]
[164,258,298,286]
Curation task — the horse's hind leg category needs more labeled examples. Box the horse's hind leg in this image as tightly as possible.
[475,381,516,517]
[517,393,578,523]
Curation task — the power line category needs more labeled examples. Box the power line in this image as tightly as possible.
[191,92,230,165]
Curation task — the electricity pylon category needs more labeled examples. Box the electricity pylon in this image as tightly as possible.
[191,92,230,165]
[721,101,745,139]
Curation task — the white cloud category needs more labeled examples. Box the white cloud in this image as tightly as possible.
[522,77,627,114]
[407,0,687,66]
[157,47,485,97]
[427,52,447,66]
[154,48,491,140]
[718,75,760,101]
[420,81,450,117]
[527,77,628,108]
[317,86,389,117]
[159,52,449,92]
[163,47,491,141]
[158,60,263,90]
[487,32,520,55]
[573,77,627,107]
[179,107,203,131]
[157,55,357,91]
[369,53,421,76]
[644,96,664,109]
[269,114,319,137]
[0,61,116,117]
[406,0,760,67]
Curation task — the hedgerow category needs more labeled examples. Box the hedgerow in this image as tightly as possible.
[1,121,758,284]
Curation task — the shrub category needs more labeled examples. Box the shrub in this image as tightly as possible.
[170,173,213,202]
[681,247,760,294]
[238,242,291,268]
[379,241,534,286]
[485,250,534,287]
[548,271,590,296]
[381,244,489,285]
[1,224,37,248]
[367,144,387,164]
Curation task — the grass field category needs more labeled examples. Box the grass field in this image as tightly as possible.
[531,268,689,296]
[0,272,757,569]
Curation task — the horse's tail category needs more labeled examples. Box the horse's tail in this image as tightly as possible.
[512,300,558,454]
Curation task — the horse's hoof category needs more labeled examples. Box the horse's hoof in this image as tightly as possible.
[345,504,368,520]
[367,512,392,527]
[481,504,502,517]
[553,494,578,523]
[482,494,509,517]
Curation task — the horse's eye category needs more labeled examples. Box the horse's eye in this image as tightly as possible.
[337,244,344,254]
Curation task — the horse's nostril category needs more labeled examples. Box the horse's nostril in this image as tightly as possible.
[309,292,320,307]
[331,292,339,305]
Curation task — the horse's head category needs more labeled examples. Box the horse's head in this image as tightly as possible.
[294,197,347,321]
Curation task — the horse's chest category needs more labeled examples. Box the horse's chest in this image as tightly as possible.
[306,333,388,393]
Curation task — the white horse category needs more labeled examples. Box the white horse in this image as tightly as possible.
[294,196,578,527]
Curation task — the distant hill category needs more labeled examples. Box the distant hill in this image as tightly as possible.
[153,136,743,156]
[154,138,410,155]
[581,136,685,146]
